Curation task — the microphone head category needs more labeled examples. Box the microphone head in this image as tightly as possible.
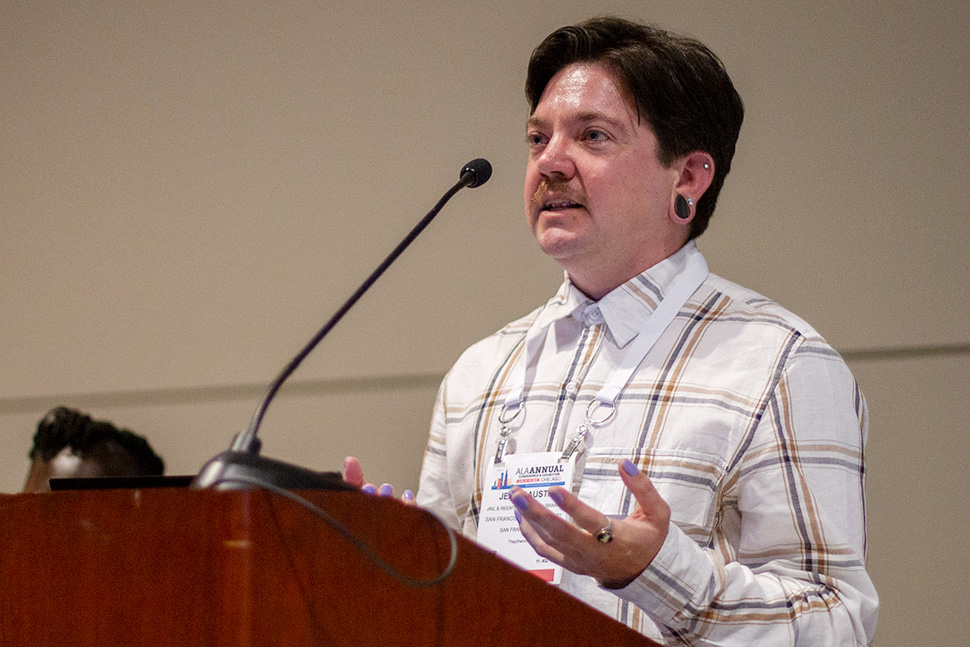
[460,158,492,188]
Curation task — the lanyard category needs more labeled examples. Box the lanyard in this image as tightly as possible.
[494,250,709,463]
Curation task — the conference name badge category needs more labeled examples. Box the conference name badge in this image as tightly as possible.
[477,452,576,585]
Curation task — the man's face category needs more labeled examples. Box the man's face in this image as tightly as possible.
[524,62,684,298]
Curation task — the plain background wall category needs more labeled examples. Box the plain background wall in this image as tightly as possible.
[2,1,968,644]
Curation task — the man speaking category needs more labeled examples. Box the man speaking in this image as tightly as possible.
[353,16,878,645]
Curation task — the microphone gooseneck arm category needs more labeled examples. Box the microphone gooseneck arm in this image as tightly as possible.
[231,158,492,454]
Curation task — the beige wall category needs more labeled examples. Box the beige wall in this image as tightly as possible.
[2,1,967,644]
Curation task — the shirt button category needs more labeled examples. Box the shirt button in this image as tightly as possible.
[565,381,578,394]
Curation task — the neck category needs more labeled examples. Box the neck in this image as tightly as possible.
[565,239,689,300]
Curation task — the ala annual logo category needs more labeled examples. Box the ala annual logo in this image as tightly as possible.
[491,470,510,490]
[514,464,565,477]
[514,463,566,487]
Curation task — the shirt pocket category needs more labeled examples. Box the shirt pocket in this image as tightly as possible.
[576,447,727,543]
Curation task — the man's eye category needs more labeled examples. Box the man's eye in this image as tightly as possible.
[586,129,607,142]
[527,132,546,146]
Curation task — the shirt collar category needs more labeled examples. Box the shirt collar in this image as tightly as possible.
[533,241,703,348]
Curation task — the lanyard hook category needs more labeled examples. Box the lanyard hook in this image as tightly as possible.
[494,402,523,464]
[585,399,616,427]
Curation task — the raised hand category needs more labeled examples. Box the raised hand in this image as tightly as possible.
[509,458,669,587]
[343,456,415,503]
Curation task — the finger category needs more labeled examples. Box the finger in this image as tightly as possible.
[510,487,587,546]
[515,510,566,564]
[402,489,416,506]
[515,498,605,577]
[343,456,365,487]
[546,486,611,536]
[378,483,394,497]
[618,459,670,523]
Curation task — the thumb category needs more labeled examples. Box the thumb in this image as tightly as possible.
[343,456,365,488]
[618,459,670,524]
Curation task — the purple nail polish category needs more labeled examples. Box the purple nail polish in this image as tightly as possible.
[549,489,564,505]
[362,484,377,495]
[403,489,415,501]
[379,483,393,496]
[622,459,639,477]
[514,510,522,524]
[511,493,529,512]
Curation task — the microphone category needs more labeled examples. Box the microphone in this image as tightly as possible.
[460,158,492,188]
[192,158,493,490]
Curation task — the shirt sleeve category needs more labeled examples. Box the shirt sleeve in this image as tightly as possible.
[415,378,464,531]
[609,341,879,645]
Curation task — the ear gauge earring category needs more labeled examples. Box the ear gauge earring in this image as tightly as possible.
[703,162,710,170]
[674,194,692,220]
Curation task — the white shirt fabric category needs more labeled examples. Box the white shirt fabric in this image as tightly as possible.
[417,242,878,645]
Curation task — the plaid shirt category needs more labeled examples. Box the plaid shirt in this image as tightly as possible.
[417,242,878,645]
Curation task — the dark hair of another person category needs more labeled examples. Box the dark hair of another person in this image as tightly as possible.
[28,407,165,477]
[525,17,745,239]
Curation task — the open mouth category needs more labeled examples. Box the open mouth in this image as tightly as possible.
[541,199,583,211]
[530,180,586,213]
[539,198,583,211]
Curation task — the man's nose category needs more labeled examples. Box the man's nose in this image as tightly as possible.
[535,134,575,179]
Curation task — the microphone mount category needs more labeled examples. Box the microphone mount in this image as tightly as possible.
[192,159,492,490]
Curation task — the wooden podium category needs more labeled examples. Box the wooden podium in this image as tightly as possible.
[0,487,658,646]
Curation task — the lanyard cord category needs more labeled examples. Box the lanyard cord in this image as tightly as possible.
[495,251,709,463]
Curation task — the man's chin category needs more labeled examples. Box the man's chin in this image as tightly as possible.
[535,230,586,262]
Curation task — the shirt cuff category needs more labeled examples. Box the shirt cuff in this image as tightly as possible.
[604,523,716,628]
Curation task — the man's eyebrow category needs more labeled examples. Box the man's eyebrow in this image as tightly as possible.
[526,111,631,131]
[576,111,629,129]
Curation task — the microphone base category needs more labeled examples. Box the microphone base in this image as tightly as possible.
[192,450,355,491]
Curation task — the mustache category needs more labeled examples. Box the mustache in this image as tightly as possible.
[529,179,586,210]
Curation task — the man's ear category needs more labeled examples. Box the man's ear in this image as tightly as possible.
[668,152,715,225]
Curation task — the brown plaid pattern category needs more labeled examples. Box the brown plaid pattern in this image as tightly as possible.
[417,243,877,645]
